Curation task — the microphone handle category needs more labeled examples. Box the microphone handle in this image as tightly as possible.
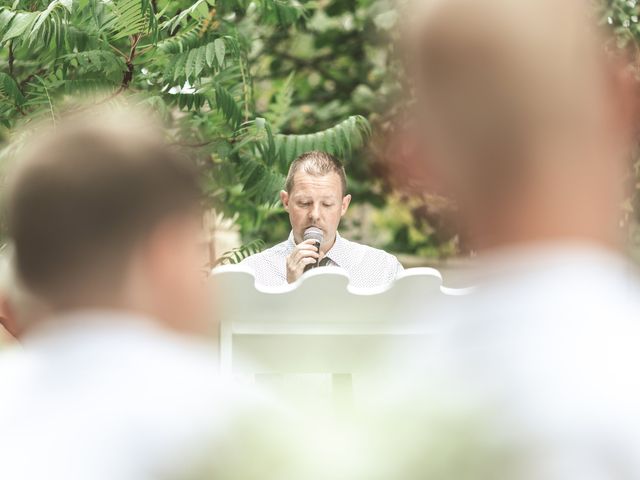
[303,240,321,273]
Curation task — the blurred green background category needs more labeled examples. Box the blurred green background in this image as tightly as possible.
[0,0,638,265]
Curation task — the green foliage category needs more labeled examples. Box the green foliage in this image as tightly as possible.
[214,239,266,266]
[2,1,636,261]
[272,115,372,166]
[163,38,230,82]
[0,0,72,48]
[264,71,294,130]
[0,72,24,125]
[160,0,214,34]
[601,0,640,49]
[600,0,640,252]
[254,0,307,26]
[106,0,157,41]
[241,0,411,248]
[0,0,379,259]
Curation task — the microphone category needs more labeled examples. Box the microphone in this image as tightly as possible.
[303,227,323,272]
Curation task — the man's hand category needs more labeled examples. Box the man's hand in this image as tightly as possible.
[286,239,320,283]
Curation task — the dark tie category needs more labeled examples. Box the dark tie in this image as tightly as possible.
[318,257,332,267]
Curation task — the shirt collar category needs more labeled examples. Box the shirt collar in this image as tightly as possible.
[286,231,296,250]
[288,230,351,269]
[324,232,352,268]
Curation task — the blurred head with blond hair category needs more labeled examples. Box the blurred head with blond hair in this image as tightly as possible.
[0,104,251,480]
[4,104,207,333]
[394,3,640,478]
[405,0,635,251]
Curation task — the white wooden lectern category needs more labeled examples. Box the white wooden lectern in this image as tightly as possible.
[211,265,471,408]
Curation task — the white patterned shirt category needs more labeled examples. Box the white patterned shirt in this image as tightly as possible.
[241,231,403,288]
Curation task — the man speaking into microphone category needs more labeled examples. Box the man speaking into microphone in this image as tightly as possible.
[241,151,403,287]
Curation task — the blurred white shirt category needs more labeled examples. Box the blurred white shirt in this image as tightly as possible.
[401,243,640,479]
[0,310,258,480]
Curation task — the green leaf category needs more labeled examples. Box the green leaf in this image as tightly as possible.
[194,46,206,78]
[2,12,35,42]
[283,134,297,167]
[193,0,210,19]
[0,72,25,107]
[172,53,187,81]
[265,71,294,131]
[161,0,210,33]
[185,47,198,81]
[262,115,372,168]
[156,23,201,53]
[109,0,157,41]
[256,0,306,26]
[214,85,243,128]
[31,0,71,37]
[0,9,16,38]
[205,42,216,67]
[60,0,73,11]
[214,37,226,68]
[214,239,266,266]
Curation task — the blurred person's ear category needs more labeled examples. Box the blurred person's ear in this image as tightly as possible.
[340,194,352,216]
[280,190,290,210]
[0,295,19,339]
[606,60,638,139]
[139,211,210,334]
[386,121,447,196]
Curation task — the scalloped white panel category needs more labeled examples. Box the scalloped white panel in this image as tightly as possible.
[210,265,472,406]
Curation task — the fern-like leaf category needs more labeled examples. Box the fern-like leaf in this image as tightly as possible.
[258,115,372,169]
[60,50,126,76]
[30,0,72,45]
[106,0,157,41]
[2,11,36,44]
[164,38,230,83]
[1,1,72,48]
[167,90,208,111]
[156,22,202,54]
[214,239,266,266]
[238,155,286,205]
[264,71,294,131]
[211,84,243,128]
[161,0,214,34]
[0,73,26,109]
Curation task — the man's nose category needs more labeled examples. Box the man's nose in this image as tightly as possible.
[309,203,321,221]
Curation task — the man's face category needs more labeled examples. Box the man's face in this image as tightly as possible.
[280,170,351,248]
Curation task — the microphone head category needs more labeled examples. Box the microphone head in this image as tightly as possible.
[303,227,323,244]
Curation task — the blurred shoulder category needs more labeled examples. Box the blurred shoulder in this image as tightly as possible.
[0,346,29,399]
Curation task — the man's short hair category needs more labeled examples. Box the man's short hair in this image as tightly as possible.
[285,151,347,196]
[4,106,201,306]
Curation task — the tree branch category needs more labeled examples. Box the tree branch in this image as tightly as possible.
[121,34,141,89]
[8,41,14,77]
[168,140,214,148]
[19,67,48,90]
